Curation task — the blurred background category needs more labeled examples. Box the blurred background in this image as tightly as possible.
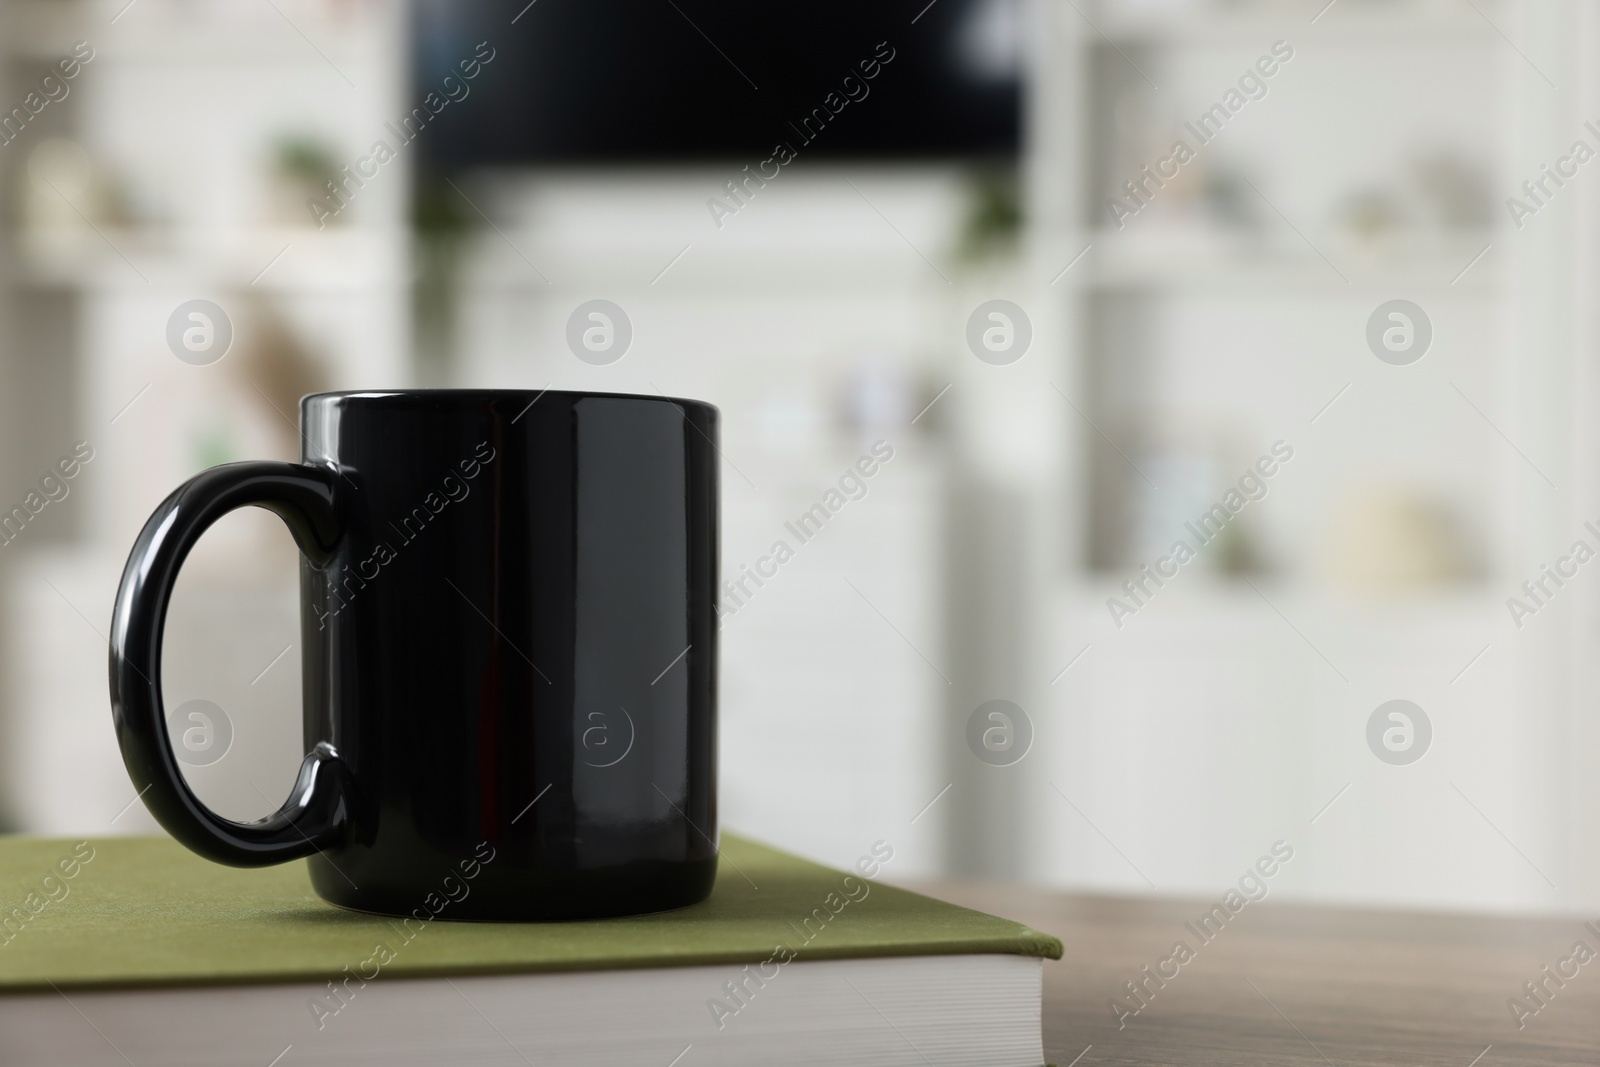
[0,0,1597,917]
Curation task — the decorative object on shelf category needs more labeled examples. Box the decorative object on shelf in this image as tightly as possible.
[1325,486,1478,594]
[1409,148,1492,229]
[17,137,123,248]
[955,165,1022,262]
[266,135,343,228]
[1333,185,1407,244]
[1200,166,1261,230]
[1332,146,1491,251]
[228,294,330,459]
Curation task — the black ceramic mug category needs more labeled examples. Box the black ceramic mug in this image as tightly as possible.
[109,390,719,920]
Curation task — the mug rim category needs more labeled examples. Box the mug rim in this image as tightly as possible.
[301,388,718,416]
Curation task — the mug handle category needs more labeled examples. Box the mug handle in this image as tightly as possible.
[109,461,352,866]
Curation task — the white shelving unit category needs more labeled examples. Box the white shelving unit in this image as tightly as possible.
[0,0,411,834]
[1014,0,1600,912]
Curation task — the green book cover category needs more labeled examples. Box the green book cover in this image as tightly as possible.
[0,833,1061,994]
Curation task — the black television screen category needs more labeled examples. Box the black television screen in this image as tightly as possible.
[411,0,1021,165]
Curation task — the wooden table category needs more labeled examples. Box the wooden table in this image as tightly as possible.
[924,883,1600,1066]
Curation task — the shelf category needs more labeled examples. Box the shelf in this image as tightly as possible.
[1062,573,1502,608]
[1059,226,1499,293]
[8,226,410,293]
[2,0,375,66]
[1086,2,1499,46]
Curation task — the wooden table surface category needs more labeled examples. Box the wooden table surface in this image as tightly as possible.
[923,883,1600,1066]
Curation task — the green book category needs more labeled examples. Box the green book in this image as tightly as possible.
[1,833,1060,1066]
